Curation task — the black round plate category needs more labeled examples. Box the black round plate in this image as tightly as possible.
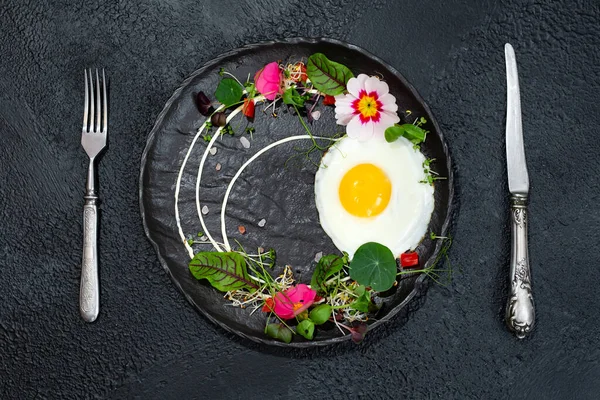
[140,38,453,347]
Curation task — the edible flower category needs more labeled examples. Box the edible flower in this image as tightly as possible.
[273,284,317,319]
[334,74,399,141]
[254,62,283,101]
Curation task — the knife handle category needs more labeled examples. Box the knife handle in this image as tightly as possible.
[80,199,99,322]
[505,194,535,338]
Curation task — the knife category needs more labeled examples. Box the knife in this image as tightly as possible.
[504,43,535,338]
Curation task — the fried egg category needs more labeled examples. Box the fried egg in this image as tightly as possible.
[314,136,434,259]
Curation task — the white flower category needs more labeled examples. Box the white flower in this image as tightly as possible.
[334,74,400,141]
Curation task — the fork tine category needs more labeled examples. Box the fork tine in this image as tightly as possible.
[95,69,101,132]
[88,69,94,132]
[102,69,107,133]
[83,69,89,131]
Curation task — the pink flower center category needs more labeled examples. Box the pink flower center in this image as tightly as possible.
[352,90,382,123]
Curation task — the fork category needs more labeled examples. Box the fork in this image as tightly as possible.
[80,69,107,322]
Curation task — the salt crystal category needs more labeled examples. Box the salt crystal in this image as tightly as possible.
[209,147,217,155]
[240,136,250,149]
[311,110,321,121]
[216,163,222,171]
[314,251,323,262]
[201,205,209,215]
[258,218,266,227]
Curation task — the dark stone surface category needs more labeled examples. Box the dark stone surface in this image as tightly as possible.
[0,0,598,399]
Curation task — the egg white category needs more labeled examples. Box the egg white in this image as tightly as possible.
[314,136,434,259]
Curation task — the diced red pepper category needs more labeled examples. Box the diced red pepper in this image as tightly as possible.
[400,252,419,268]
[323,95,336,106]
[262,297,275,312]
[243,98,255,118]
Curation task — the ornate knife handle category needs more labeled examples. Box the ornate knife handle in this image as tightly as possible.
[505,194,535,338]
[80,197,99,322]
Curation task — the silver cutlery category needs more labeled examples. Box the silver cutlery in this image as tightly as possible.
[504,44,535,338]
[80,69,108,322]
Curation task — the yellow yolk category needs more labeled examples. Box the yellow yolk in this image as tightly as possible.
[338,163,391,217]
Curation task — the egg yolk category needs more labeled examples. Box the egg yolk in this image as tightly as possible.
[338,163,391,217]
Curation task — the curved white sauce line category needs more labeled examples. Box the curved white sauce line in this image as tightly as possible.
[175,104,225,258]
[175,92,332,260]
[220,135,340,251]
[195,106,243,252]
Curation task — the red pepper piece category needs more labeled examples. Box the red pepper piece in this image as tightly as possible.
[400,252,419,268]
[323,95,336,106]
[243,98,255,118]
[262,297,275,312]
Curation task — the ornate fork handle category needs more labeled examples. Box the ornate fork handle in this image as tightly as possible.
[505,194,535,338]
[80,160,99,322]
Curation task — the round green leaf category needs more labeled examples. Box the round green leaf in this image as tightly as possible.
[309,304,332,325]
[214,78,243,107]
[349,242,397,292]
[296,319,315,340]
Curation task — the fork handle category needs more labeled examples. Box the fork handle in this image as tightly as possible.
[80,199,99,322]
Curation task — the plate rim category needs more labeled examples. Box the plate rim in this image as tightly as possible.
[139,37,455,347]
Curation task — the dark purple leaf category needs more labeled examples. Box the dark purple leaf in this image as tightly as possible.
[196,91,213,116]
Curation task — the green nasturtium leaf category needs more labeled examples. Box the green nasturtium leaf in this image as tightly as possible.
[189,252,258,292]
[296,319,315,340]
[306,53,354,96]
[266,323,292,343]
[385,124,427,144]
[309,304,332,325]
[349,242,397,292]
[310,255,346,294]
[214,78,243,107]
[350,285,371,312]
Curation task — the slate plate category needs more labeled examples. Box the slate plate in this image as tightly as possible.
[139,38,453,347]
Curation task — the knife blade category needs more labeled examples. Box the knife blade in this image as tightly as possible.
[505,43,529,194]
[504,43,535,339]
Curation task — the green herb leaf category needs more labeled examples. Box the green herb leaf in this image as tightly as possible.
[282,87,306,107]
[384,124,427,144]
[189,252,258,292]
[310,255,346,294]
[350,285,371,312]
[214,78,243,107]
[306,53,354,96]
[296,319,315,340]
[403,124,427,143]
[309,304,332,325]
[349,242,397,292]
[266,323,292,343]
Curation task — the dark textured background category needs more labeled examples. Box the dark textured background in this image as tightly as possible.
[1,0,599,399]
